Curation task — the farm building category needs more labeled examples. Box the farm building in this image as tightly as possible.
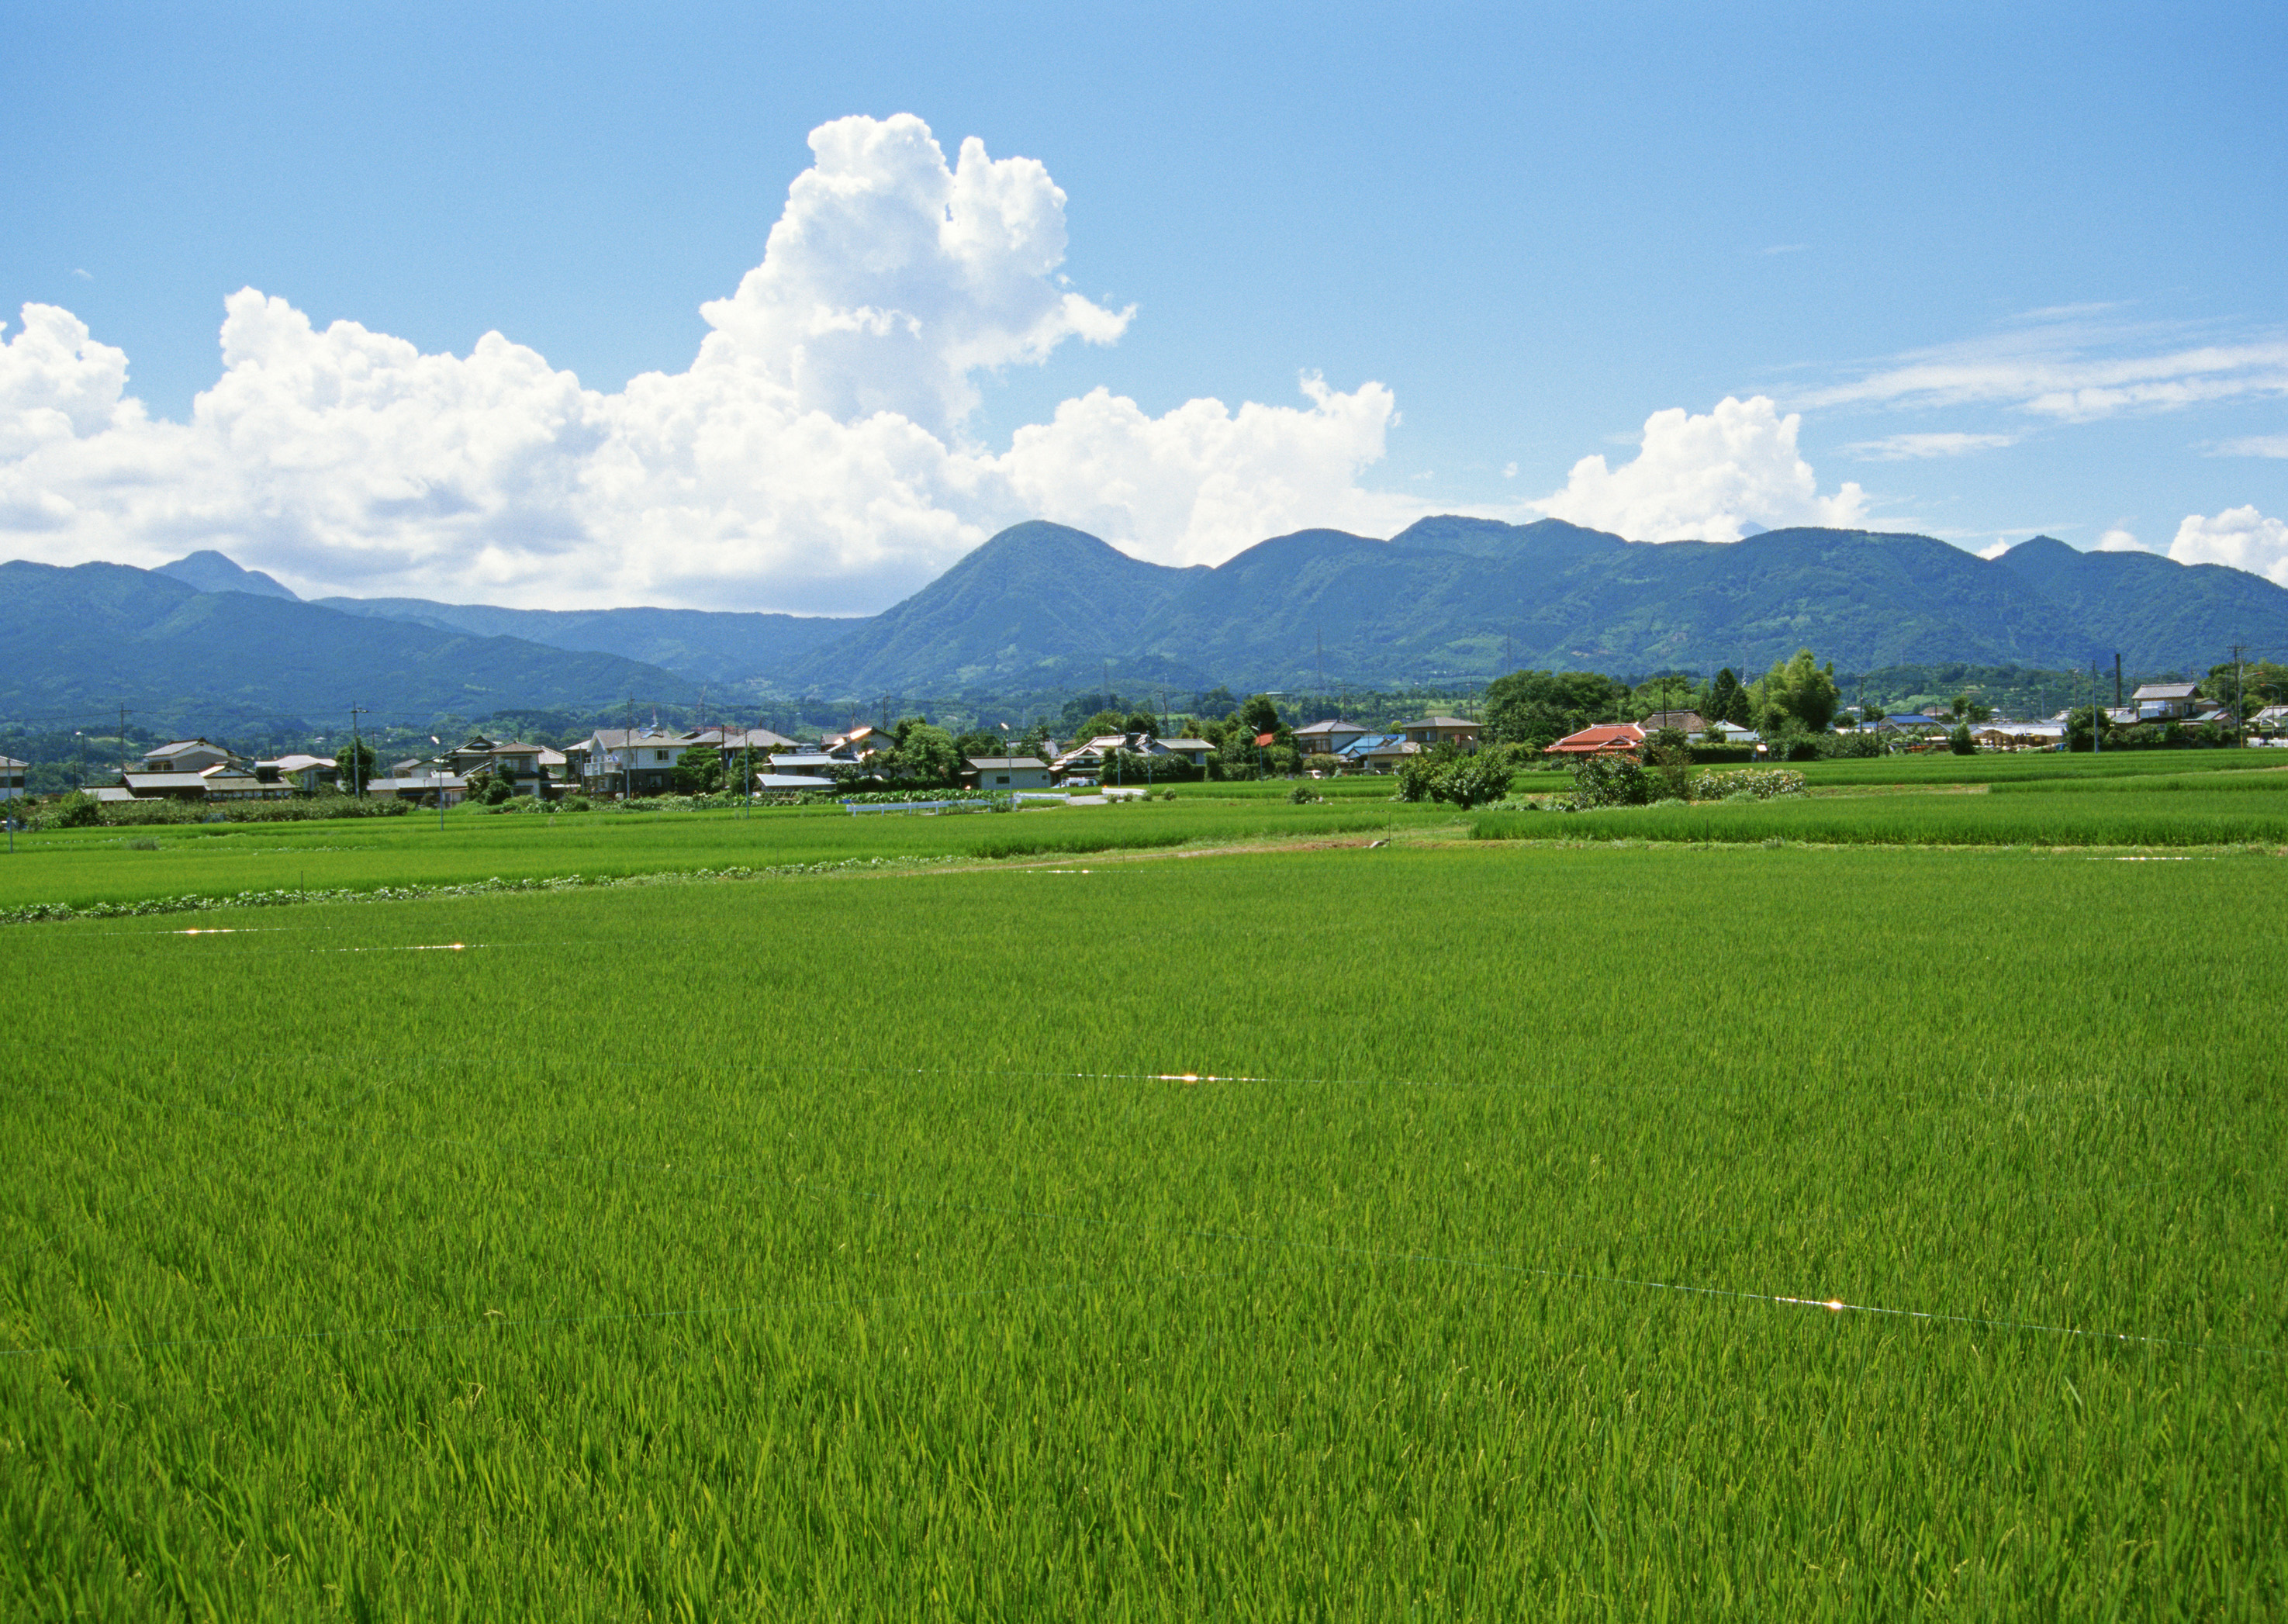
[1546,724,1646,757]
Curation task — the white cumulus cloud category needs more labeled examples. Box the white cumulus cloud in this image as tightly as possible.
[2169,506,2288,586]
[2093,527,2147,553]
[1537,396,1868,542]
[0,114,1399,613]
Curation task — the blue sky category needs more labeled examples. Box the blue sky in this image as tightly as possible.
[3,2,2283,610]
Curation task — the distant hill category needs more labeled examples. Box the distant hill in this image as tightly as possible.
[770,518,2288,696]
[0,560,691,733]
[156,549,300,601]
[316,596,866,686]
[14,519,2288,724]
[777,520,1211,694]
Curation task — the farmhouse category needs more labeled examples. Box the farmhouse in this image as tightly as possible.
[444,736,551,796]
[963,755,1052,790]
[2131,682,2203,720]
[1639,710,1709,734]
[262,752,335,792]
[1293,719,1372,756]
[0,755,24,800]
[140,738,247,776]
[1547,723,1646,757]
[1395,715,1481,750]
[576,727,686,797]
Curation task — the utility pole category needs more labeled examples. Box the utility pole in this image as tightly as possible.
[2089,664,2100,756]
[349,705,368,796]
[2231,644,2247,747]
[2113,653,2123,710]
[119,704,129,779]
[624,696,635,801]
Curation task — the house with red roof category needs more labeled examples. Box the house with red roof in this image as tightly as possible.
[1545,723,1646,757]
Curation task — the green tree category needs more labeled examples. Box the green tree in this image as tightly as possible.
[672,746,724,795]
[1643,726,1694,800]
[1431,750,1515,809]
[1951,691,1994,724]
[334,738,378,794]
[2065,706,2118,752]
[1948,722,1978,755]
[1705,668,1751,727]
[1238,693,1288,741]
[1483,670,1627,748]
[890,723,963,785]
[50,790,102,828]
[1757,650,1841,733]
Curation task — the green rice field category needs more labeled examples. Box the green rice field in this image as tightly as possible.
[0,799,1443,914]
[3,770,2285,1617]
[1473,785,2288,848]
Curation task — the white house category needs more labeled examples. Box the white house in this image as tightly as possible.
[1292,720,1372,757]
[964,755,1052,791]
[0,755,23,800]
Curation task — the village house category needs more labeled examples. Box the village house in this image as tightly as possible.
[443,735,552,796]
[0,755,24,800]
[2131,682,2203,720]
[261,752,335,793]
[365,771,468,804]
[1395,715,1481,751]
[963,755,1052,791]
[118,771,222,803]
[1546,723,1646,757]
[1352,735,1419,774]
[686,726,800,776]
[140,738,247,776]
[1292,719,1372,757]
[1638,710,1709,735]
[576,727,687,798]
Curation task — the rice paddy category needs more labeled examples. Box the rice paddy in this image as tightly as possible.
[3,765,2283,1617]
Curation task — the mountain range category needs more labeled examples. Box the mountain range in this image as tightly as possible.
[7,521,2285,731]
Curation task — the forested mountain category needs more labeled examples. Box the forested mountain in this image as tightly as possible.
[0,560,690,734]
[776,520,1211,693]
[316,596,865,686]
[12,516,2286,729]
[753,518,2286,695]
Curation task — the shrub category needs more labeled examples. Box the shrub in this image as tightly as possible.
[99,795,413,827]
[1949,723,1978,755]
[50,791,102,828]
[1287,783,1324,804]
[1569,755,1653,809]
[1817,731,1884,759]
[1432,752,1516,810]
[1692,769,1806,801]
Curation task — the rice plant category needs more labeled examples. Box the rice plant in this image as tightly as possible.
[2,843,2281,1617]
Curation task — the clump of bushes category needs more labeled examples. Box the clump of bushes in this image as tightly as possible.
[1395,748,1516,810]
[1568,754,1806,810]
[89,794,413,828]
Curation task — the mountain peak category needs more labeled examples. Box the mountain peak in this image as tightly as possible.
[155,550,300,601]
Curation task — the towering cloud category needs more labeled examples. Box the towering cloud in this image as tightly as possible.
[1540,396,1868,543]
[2169,506,2288,587]
[0,116,1396,612]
